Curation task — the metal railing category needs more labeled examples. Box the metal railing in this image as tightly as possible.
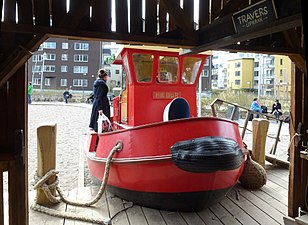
[210,98,284,155]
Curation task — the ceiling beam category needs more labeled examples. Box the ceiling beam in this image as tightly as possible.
[186,13,302,54]
[0,34,46,88]
[160,0,197,41]
[1,22,197,48]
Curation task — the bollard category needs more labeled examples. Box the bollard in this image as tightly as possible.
[252,118,269,168]
[36,123,57,205]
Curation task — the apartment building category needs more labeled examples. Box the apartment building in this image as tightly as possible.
[199,56,212,92]
[227,58,254,90]
[27,38,123,95]
[274,55,293,100]
[212,51,293,99]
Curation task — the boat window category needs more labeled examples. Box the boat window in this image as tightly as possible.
[157,56,179,83]
[182,57,202,84]
[133,53,153,83]
[123,55,132,84]
[121,68,126,90]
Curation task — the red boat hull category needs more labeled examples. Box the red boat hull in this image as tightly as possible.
[85,117,245,211]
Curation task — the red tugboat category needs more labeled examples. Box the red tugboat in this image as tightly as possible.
[84,46,246,211]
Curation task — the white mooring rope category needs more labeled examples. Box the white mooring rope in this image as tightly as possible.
[31,141,132,225]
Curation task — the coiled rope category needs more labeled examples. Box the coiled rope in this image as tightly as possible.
[31,141,133,224]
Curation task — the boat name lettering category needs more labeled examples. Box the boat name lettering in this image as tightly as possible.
[153,91,181,99]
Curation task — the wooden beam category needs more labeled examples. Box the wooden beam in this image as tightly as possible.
[218,44,304,56]
[130,0,143,34]
[91,0,111,32]
[0,34,46,89]
[145,0,157,36]
[116,0,128,33]
[1,22,196,47]
[33,0,50,26]
[288,67,305,217]
[58,0,92,29]
[186,13,303,54]
[160,0,197,40]
[198,0,210,28]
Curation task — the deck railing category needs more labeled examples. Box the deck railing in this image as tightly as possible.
[210,98,285,157]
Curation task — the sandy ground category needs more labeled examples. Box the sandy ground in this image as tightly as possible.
[28,102,92,192]
[27,103,291,193]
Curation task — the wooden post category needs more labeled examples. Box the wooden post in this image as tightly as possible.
[36,123,57,205]
[252,118,269,168]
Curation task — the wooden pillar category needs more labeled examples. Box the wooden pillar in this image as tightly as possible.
[36,123,57,205]
[289,67,306,217]
[252,118,269,168]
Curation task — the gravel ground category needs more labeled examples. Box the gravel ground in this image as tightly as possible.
[27,103,291,193]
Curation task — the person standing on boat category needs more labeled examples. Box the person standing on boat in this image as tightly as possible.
[89,69,110,132]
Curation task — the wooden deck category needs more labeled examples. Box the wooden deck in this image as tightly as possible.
[29,163,289,225]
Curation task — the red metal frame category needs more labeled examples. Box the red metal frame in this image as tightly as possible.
[113,47,208,126]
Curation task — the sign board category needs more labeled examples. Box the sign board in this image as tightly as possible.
[232,0,277,34]
[153,91,181,99]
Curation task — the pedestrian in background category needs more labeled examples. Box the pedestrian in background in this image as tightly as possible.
[89,69,110,132]
[63,88,70,104]
[250,97,261,118]
[28,82,33,104]
[271,99,282,119]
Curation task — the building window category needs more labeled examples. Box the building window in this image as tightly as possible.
[32,55,43,62]
[74,54,88,62]
[74,43,89,50]
[61,65,68,72]
[254,71,259,77]
[45,53,56,60]
[115,69,120,74]
[42,42,56,49]
[32,65,42,72]
[235,80,241,85]
[202,69,209,77]
[132,53,154,83]
[61,79,67,86]
[235,62,241,68]
[235,71,241,76]
[204,58,210,66]
[62,54,68,61]
[280,58,283,65]
[44,78,51,86]
[33,78,40,85]
[73,66,88,74]
[73,79,88,87]
[62,42,69,49]
[43,65,56,72]
[254,62,259,67]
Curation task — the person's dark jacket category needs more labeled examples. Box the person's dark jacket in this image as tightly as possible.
[271,102,282,115]
[63,90,69,98]
[89,79,110,131]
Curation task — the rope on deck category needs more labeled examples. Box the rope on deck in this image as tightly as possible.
[30,141,133,225]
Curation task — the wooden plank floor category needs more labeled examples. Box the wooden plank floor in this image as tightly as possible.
[29,163,289,225]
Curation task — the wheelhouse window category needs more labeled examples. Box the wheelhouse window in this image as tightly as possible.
[132,53,153,83]
[157,56,178,83]
[182,57,202,84]
[123,55,132,84]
